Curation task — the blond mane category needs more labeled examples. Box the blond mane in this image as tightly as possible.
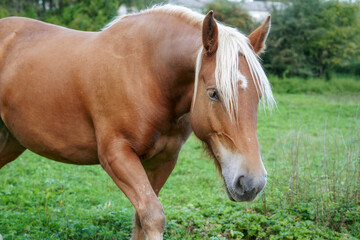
[103,4,203,30]
[104,5,275,121]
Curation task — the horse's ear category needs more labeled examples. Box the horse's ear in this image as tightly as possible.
[202,10,218,55]
[248,16,271,54]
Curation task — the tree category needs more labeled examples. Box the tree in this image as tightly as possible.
[263,0,360,78]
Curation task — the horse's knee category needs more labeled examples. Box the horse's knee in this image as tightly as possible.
[137,201,165,239]
[141,206,165,231]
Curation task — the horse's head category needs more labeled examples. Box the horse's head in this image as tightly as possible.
[190,11,274,202]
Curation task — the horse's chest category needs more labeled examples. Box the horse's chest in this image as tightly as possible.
[140,114,192,170]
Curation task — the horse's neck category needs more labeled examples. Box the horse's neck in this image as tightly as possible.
[107,13,202,118]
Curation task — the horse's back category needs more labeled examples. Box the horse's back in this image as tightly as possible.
[0,16,88,38]
[0,17,74,52]
[0,17,99,164]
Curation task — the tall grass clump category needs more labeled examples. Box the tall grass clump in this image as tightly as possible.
[269,128,359,232]
[258,94,360,237]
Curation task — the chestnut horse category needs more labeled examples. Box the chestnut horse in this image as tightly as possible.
[0,5,274,239]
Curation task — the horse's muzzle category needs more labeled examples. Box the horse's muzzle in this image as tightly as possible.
[225,175,267,202]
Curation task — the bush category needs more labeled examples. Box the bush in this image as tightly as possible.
[204,0,255,35]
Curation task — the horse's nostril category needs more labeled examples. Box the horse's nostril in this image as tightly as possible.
[235,175,247,194]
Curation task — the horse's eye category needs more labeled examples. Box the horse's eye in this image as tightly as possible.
[207,88,220,101]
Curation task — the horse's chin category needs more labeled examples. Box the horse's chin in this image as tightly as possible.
[224,184,236,202]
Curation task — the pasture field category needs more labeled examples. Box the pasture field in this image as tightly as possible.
[0,93,359,239]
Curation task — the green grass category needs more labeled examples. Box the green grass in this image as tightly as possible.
[270,74,360,94]
[0,93,359,239]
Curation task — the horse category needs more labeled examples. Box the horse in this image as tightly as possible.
[0,5,274,239]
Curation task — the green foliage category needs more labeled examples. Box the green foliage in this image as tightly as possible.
[204,0,255,35]
[0,7,9,18]
[0,0,166,31]
[1,93,359,239]
[45,0,120,31]
[264,0,360,79]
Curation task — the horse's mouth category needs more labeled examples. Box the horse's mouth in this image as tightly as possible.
[223,178,259,202]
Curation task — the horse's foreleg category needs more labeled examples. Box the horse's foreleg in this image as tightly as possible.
[0,122,25,169]
[98,140,165,240]
[133,157,178,240]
